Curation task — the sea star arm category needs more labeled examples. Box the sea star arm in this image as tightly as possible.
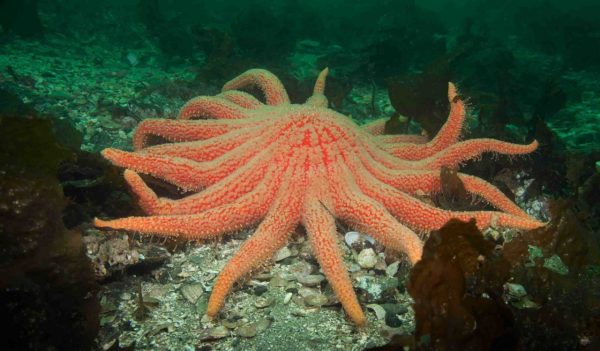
[217,91,264,109]
[417,139,539,170]
[360,118,387,135]
[376,134,429,144]
[306,68,329,107]
[303,197,366,326]
[380,170,530,218]
[93,187,273,239]
[102,140,275,191]
[121,159,275,215]
[222,68,290,106]
[354,146,531,218]
[132,118,253,150]
[329,164,423,263]
[348,163,544,231]
[139,126,263,162]
[206,171,302,317]
[360,119,429,142]
[362,118,429,143]
[380,82,466,160]
[177,96,252,120]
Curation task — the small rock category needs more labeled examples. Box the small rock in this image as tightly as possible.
[366,304,386,320]
[291,309,309,317]
[236,323,258,338]
[385,312,402,328]
[355,276,399,302]
[296,274,325,287]
[374,258,387,271]
[283,292,293,304]
[253,285,268,296]
[222,317,245,329]
[512,297,541,309]
[348,263,362,272]
[304,294,328,307]
[289,261,314,276]
[255,272,273,281]
[381,303,408,316]
[543,254,569,275]
[504,283,527,299]
[120,292,132,300]
[386,261,400,277]
[254,296,274,309]
[180,283,204,304]
[196,296,209,315]
[269,274,288,287]
[363,234,376,245]
[274,247,292,262]
[345,231,361,247]
[298,287,320,298]
[207,326,229,340]
[357,248,378,269]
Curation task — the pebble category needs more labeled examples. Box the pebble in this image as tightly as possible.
[146,284,170,299]
[254,296,274,309]
[298,287,320,298]
[366,304,386,320]
[348,263,362,272]
[255,273,273,281]
[208,326,229,339]
[355,276,399,302]
[274,247,292,262]
[120,292,132,300]
[386,261,400,277]
[222,318,245,329]
[289,261,314,276]
[357,248,378,269]
[297,274,325,287]
[344,231,361,247]
[504,283,527,299]
[374,258,387,271]
[253,285,268,296]
[385,313,403,328]
[269,274,288,288]
[381,303,408,315]
[180,283,204,304]
[291,309,309,317]
[236,324,258,338]
[283,292,293,304]
[304,294,328,307]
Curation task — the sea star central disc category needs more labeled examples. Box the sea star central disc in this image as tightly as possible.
[95,68,543,326]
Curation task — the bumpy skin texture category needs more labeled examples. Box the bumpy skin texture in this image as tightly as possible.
[95,68,544,326]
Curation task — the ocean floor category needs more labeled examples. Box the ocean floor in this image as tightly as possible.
[1,32,598,350]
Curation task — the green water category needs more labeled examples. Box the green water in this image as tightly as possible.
[1,1,599,350]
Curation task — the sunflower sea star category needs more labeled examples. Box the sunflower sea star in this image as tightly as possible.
[95,68,544,326]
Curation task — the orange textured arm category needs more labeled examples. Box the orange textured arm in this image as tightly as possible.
[222,68,290,106]
[303,198,366,326]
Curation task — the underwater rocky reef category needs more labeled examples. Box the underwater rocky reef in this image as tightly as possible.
[1,1,599,350]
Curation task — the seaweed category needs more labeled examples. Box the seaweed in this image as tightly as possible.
[407,219,515,351]
[502,200,600,349]
[385,56,451,137]
[0,110,98,349]
[407,201,600,350]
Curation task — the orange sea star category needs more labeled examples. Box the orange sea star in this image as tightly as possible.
[95,68,544,326]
